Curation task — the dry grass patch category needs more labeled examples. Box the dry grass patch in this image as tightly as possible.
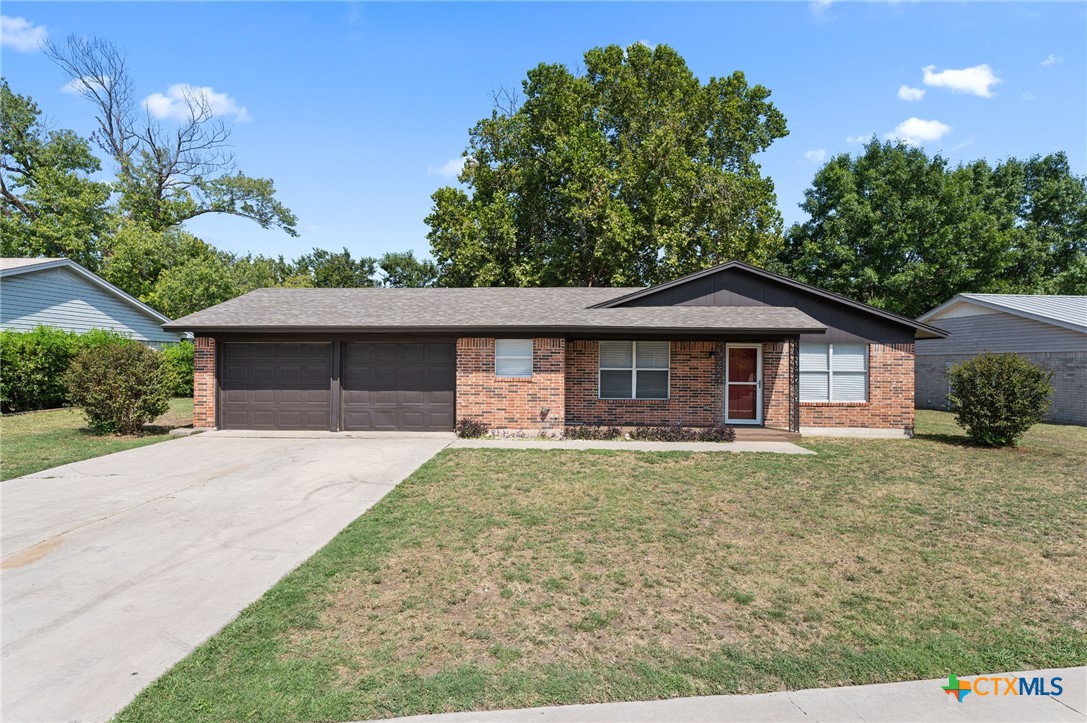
[119,411,1087,722]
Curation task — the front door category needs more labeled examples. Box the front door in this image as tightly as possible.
[725,344,762,425]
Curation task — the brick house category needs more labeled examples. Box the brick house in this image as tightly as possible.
[165,262,946,437]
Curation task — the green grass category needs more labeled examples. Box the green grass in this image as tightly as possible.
[0,398,193,480]
[118,411,1086,722]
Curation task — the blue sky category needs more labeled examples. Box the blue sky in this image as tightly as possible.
[3,2,1085,262]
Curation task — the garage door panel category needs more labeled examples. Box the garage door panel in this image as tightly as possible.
[341,342,455,431]
[220,343,332,430]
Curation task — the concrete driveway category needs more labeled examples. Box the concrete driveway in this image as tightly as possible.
[1,432,452,722]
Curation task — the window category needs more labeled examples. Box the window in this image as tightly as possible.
[799,343,868,402]
[495,339,533,377]
[599,341,669,399]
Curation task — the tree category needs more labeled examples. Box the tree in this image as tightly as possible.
[0,79,112,269]
[99,220,213,300]
[778,140,1087,318]
[292,247,376,287]
[377,250,438,287]
[426,43,788,287]
[45,36,297,235]
[147,253,238,319]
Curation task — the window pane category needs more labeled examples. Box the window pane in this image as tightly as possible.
[831,344,867,371]
[728,384,757,419]
[832,371,867,401]
[599,341,633,368]
[496,355,533,377]
[799,344,829,371]
[800,371,829,401]
[495,339,532,377]
[635,341,669,369]
[635,370,668,399]
[728,347,758,382]
[600,370,633,398]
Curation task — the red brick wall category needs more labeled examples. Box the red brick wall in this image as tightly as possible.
[565,341,723,427]
[193,336,216,428]
[455,337,565,433]
[800,342,915,430]
[762,342,791,430]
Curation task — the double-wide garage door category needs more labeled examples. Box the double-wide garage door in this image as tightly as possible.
[219,342,455,431]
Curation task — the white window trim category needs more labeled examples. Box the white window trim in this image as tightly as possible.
[495,339,533,378]
[800,343,869,403]
[598,341,671,400]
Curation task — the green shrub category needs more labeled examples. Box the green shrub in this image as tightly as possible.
[948,352,1053,447]
[0,326,138,413]
[0,326,79,412]
[161,341,195,396]
[62,343,172,434]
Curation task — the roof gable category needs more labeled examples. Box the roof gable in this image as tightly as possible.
[0,257,172,326]
[593,261,947,339]
[920,294,1087,335]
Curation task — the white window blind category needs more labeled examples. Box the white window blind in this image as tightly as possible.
[799,343,868,402]
[599,341,669,399]
[495,339,533,377]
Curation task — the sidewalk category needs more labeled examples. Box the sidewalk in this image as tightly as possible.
[377,666,1086,723]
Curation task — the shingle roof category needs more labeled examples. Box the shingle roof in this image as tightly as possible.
[163,286,827,334]
[920,294,1087,335]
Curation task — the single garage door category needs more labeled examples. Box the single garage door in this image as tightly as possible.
[220,342,332,430]
[342,342,455,431]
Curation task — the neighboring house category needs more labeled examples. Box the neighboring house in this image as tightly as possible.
[163,261,945,436]
[0,257,181,347]
[917,294,1087,426]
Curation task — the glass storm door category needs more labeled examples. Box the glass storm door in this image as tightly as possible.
[726,345,762,424]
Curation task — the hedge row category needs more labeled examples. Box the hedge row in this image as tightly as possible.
[0,326,193,413]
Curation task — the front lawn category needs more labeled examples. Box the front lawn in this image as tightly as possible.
[0,397,193,480]
[119,411,1086,722]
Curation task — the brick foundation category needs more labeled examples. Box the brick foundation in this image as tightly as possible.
[800,342,915,431]
[193,336,216,428]
[455,337,566,433]
[565,341,724,427]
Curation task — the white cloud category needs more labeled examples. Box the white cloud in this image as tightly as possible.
[804,149,828,163]
[897,85,925,101]
[922,64,1002,98]
[845,134,871,144]
[1022,92,1036,102]
[885,117,952,145]
[1,15,47,52]
[142,84,251,122]
[61,75,111,95]
[428,156,466,178]
[1042,54,1063,67]
[810,0,834,14]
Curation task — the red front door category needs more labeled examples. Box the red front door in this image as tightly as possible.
[726,345,762,424]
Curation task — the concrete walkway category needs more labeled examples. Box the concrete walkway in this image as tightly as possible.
[380,667,1087,722]
[1,434,449,723]
[449,438,815,454]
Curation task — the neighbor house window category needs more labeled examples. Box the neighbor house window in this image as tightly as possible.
[495,339,533,377]
[799,343,868,402]
[599,341,669,399]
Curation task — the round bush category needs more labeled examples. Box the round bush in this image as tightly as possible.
[62,343,173,435]
[948,352,1052,447]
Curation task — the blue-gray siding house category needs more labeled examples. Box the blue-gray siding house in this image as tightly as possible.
[916,294,1087,426]
[0,257,180,346]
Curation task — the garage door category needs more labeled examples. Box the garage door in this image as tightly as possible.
[220,343,332,430]
[341,342,455,431]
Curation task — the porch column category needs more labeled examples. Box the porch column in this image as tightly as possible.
[789,336,800,433]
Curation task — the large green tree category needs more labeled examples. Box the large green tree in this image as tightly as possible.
[778,140,1087,318]
[0,80,112,269]
[45,36,297,235]
[377,250,438,287]
[426,43,788,287]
